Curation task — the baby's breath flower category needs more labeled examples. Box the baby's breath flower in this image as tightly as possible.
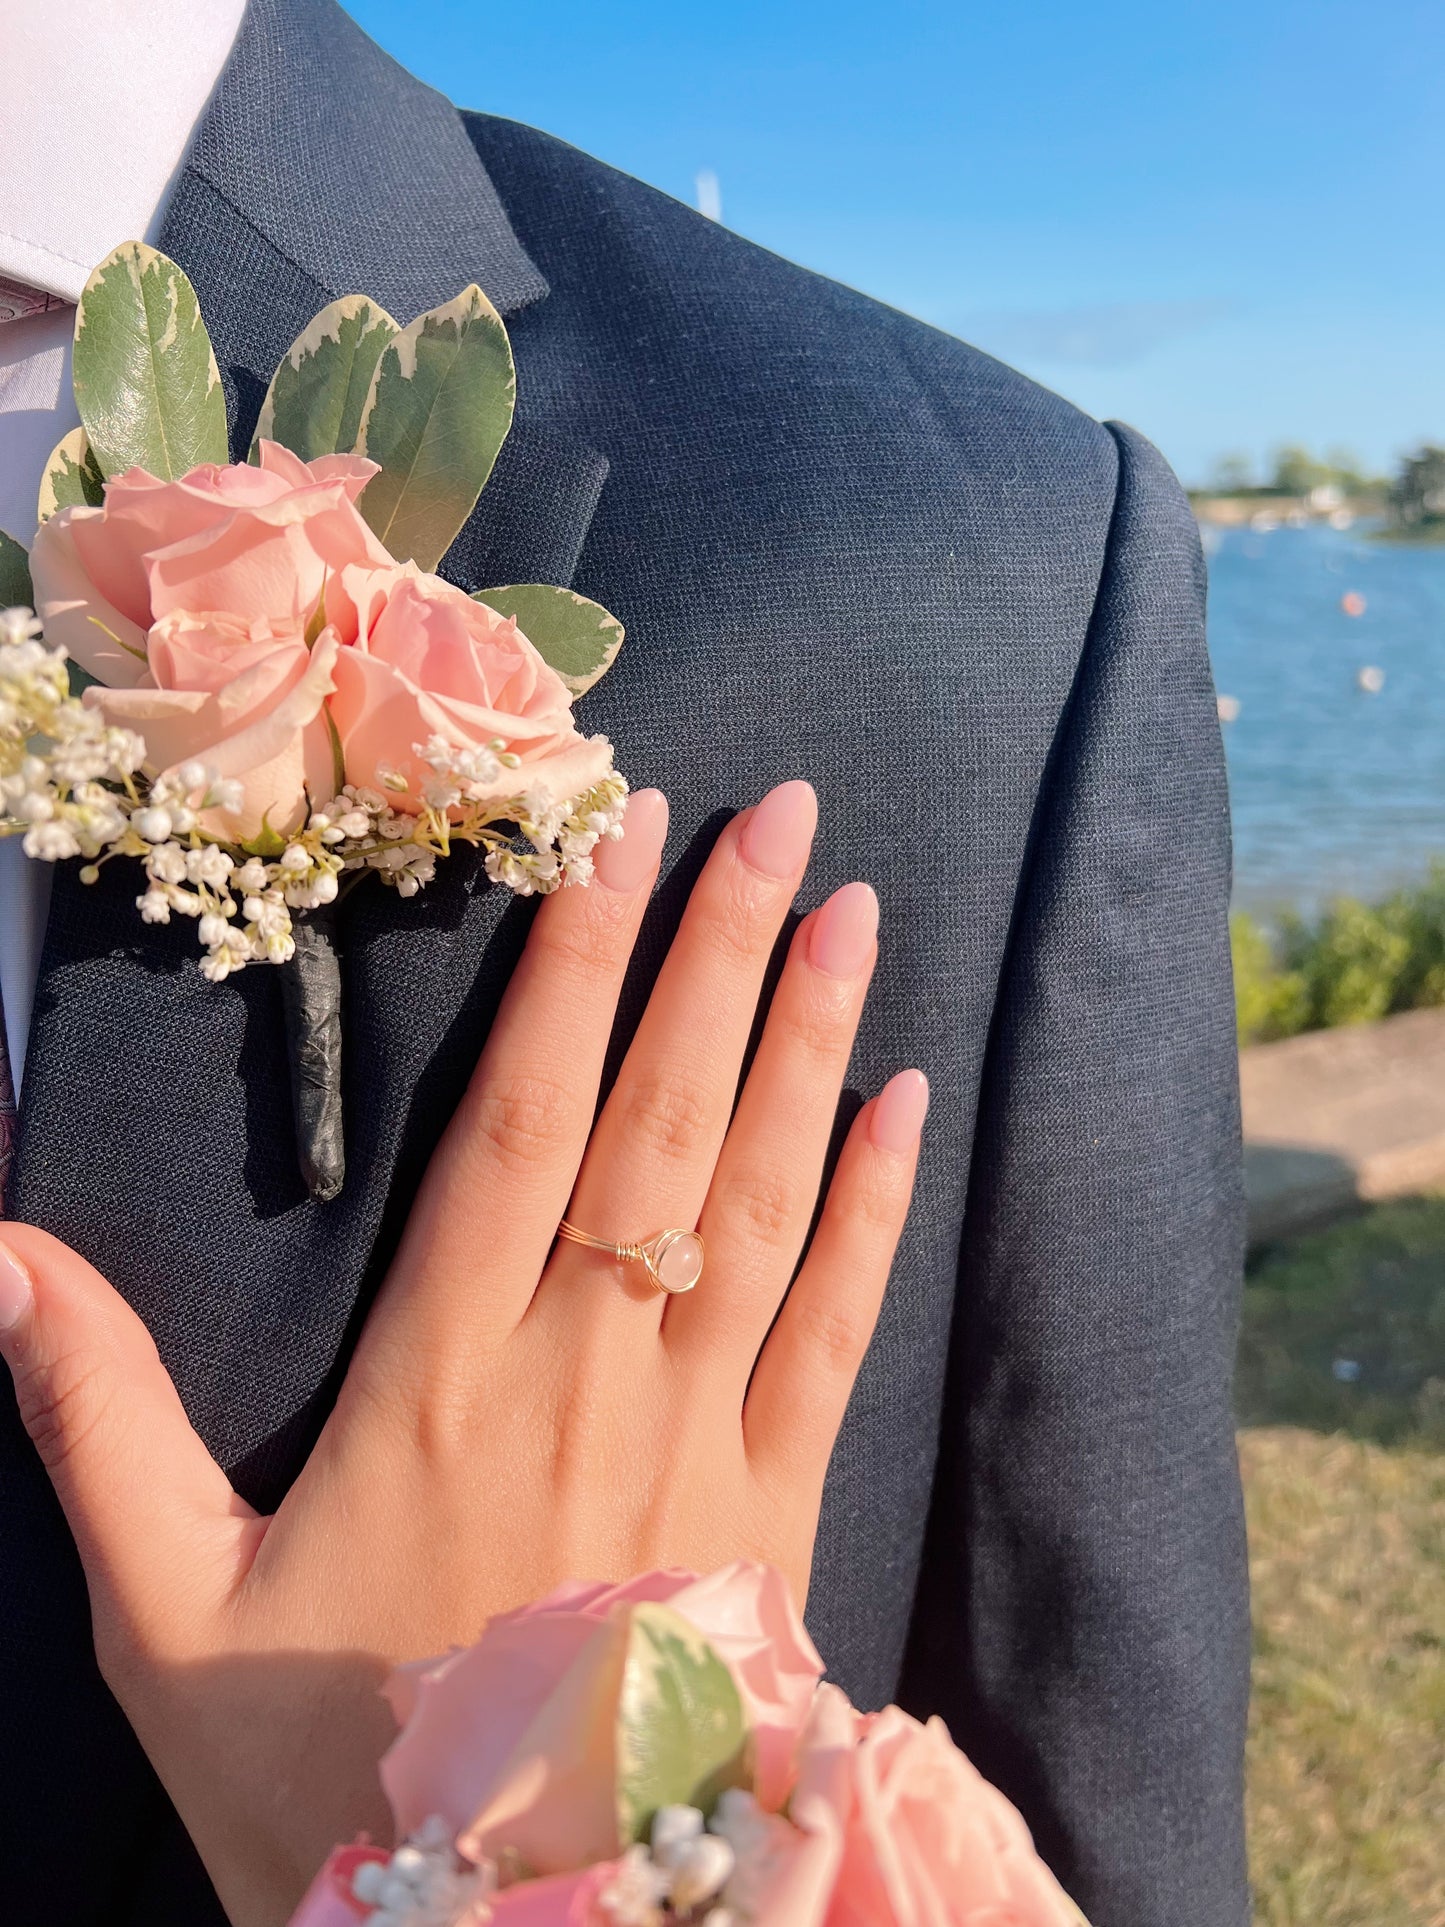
[186,843,234,889]
[3,608,632,973]
[199,930,254,982]
[132,806,174,843]
[347,1817,493,1927]
[148,842,189,886]
[24,820,81,861]
[597,1845,670,1927]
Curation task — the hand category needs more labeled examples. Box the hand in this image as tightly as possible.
[0,779,928,1927]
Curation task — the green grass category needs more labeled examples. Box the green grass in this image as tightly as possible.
[1238,1195,1445,1925]
[1242,1430,1445,1926]
[1238,1195,1445,1448]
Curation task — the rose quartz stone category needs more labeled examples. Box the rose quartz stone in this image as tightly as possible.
[655,1230,704,1293]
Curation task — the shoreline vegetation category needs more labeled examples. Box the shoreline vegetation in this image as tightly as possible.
[1190,442,1445,544]
[1233,865,1445,1047]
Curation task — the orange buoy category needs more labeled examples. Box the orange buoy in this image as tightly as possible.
[1341,591,1366,616]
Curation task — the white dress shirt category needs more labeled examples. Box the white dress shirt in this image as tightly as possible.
[0,0,246,1090]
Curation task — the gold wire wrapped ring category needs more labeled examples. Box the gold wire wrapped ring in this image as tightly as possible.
[555,1220,705,1294]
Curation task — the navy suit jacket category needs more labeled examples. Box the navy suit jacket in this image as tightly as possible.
[5,1,1250,1921]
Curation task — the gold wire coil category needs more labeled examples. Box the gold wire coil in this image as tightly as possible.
[556,1220,705,1294]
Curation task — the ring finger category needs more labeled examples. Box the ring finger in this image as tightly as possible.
[545,779,818,1321]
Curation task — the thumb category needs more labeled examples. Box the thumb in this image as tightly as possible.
[0,1225,253,1642]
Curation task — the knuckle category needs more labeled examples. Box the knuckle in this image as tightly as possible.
[774,980,852,1060]
[703,867,782,966]
[713,1165,800,1249]
[350,1338,496,1465]
[15,1349,111,1477]
[465,1072,572,1176]
[789,1292,870,1376]
[616,1072,712,1165]
[846,1152,906,1234]
[542,890,633,977]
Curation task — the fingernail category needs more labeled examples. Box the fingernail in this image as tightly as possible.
[808,881,879,978]
[594,789,669,893]
[738,780,817,879]
[870,1070,930,1152]
[0,1241,34,1335]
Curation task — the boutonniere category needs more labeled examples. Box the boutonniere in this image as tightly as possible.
[0,244,627,1199]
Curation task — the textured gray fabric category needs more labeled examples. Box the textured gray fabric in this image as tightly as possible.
[184,0,547,319]
[898,421,1250,1914]
[2,3,1249,1922]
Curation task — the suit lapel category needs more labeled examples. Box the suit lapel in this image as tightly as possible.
[160,0,609,586]
[10,0,607,1485]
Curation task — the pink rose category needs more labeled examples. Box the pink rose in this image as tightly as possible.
[30,440,390,687]
[710,1685,855,1925]
[380,1564,823,1878]
[86,611,340,841]
[823,1704,1089,1927]
[290,1568,1091,1927]
[325,562,613,812]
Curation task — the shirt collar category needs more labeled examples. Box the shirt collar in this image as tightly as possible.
[0,0,248,302]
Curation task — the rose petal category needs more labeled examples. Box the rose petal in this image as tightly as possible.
[145,484,391,626]
[91,628,340,840]
[488,1864,617,1925]
[261,441,380,505]
[29,507,150,688]
[382,1613,618,1859]
[665,1564,824,1812]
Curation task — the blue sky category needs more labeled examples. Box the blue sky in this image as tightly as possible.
[347,0,1444,486]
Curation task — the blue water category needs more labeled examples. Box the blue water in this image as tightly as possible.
[1204,522,1445,912]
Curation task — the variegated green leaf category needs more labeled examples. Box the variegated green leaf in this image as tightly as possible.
[357,283,514,571]
[72,242,228,481]
[0,529,33,609]
[38,426,106,522]
[250,295,399,464]
[472,584,624,696]
[614,1604,752,1847]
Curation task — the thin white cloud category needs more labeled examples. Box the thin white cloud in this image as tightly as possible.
[957,298,1234,366]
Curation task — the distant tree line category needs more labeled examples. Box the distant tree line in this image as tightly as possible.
[1198,442,1445,531]
[1390,446,1445,529]
[1203,445,1384,498]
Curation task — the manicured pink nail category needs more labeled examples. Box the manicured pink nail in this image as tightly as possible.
[808,881,879,978]
[593,789,669,893]
[870,1070,930,1152]
[0,1242,33,1334]
[738,780,817,879]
